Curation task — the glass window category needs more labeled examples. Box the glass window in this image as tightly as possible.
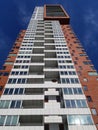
[87,96,92,102]
[9,88,14,94]
[63,88,68,94]
[4,101,10,108]
[66,78,70,84]
[76,100,82,108]
[13,79,17,84]
[65,100,71,108]
[8,79,12,84]
[71,100,76,108]
[83,86,88,91]
[68,115,93,125]
[68,88,72,94]
[91,108,97,115]
[19,88,24,94]
[5,115,12,125]
[10,101,16,108]
[73,88,77,94]
[67,115,75,125]
[78,88,83,94]
[11,116,18,126]
[16,101,21,108]
[14,88,19,94]
[22,79,26,84]
[0,116,5,126]
[17,79,21,84]
[81,100,87,108]
[4,88,9,95]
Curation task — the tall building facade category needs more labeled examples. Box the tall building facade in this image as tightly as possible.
[0,5,98,130]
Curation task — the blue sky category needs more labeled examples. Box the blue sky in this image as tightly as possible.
[0,0,98,70]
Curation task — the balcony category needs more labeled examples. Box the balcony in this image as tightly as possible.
[19,115,43,126]
[29,66,43,75]
[45,35,54,38]
[45,39,54,44]
[31,56,43,63]
[34,42,44,47]
[33,47,44,54]
[27,78,44,84]
[45,71,60,82]
[45,60,58,68]
[45,45,55,50]
[35,37,44,40]
[45,52,56,58]
[22,100,43,108]
[24,88,44,95]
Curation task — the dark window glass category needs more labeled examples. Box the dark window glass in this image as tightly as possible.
[71,100,76,108]
[70,78,74,83]
[19,88,24,94]
[10,101,15,108]
[64,88,68,94]
[22,79,26,84]
[78,88,83,94]
[66,78,70,84]
[73,88,77,94]
[87,96,92,102]
[68,88,72,94]
[83,86,88,91]
[16,101,21,108]
[9,88,14,94]
[17,79,21,84]
[8,79,12,84]
[4,72,9,76]
[4,88,9,95]
[75,78,79,83]
[16,72,19,75]
[14,88,19,94]
[20,72,23,75]
[13,79,17,84]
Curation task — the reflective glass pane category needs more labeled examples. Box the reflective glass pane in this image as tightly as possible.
[74,115,81,125]
[76,100,82,108]
[68,88,72,94]
[0,116,5,126]
[78,88,83,94]
[73,88,77,94]
[5,116,12,126]
[66,100,71,108]
[71,100,76,108]
[81,100,87,108]
[16,101,21,108]
[4,101,10,108]
[64,88,68,94]
[11,116,18,126]
[68,115,75,125]
[0,101,4,108]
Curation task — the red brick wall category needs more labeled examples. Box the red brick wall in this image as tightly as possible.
[0,30,26,96]
[62,24,98,128]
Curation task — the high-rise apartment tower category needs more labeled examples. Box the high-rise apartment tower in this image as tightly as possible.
[0,5,98,130]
